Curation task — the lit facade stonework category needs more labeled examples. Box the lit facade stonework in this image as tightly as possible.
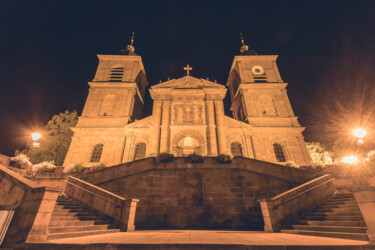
[64,44,311,167]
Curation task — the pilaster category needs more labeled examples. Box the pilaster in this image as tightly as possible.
[205,100,218,155]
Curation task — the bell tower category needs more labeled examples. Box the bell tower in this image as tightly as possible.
[226,34,311,165]
[77,32,148,128]
[64,33,148,166]
[227,35,300,127]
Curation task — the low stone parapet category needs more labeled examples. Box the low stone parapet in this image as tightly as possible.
[0,164,60,247]
[64,176,138,231]
[258,174,336,232]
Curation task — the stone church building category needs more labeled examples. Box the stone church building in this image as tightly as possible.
[64,37,311,167]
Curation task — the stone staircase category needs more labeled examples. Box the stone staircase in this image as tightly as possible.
[281,192,369,241]
[47,195,121,240]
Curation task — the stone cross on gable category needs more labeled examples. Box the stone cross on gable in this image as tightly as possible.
[184,64,193,76]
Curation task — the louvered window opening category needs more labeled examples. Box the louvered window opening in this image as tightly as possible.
[253,74,268,83]
[109,68,124,82]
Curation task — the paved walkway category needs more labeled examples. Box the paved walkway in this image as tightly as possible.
[50,230,370,246]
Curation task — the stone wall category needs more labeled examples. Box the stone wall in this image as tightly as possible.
[80,157,314,230]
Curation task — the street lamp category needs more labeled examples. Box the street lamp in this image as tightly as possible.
[32,132,41,147]
[354,128,366,144]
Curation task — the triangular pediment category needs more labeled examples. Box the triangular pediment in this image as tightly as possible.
[152,76,225,89]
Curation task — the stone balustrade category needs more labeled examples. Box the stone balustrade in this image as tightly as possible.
[64,176,139,231]
[258,174,336,232]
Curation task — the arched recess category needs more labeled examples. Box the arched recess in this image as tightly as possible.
[171,130,206,156]
[231,142,243,157]
[134,142,146,160]
[90,144,103,162]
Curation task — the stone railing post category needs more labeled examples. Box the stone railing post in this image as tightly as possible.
[121,198,139,232]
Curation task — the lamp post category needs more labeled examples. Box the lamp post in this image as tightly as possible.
[32,132,41,147]
[354,128,365,144]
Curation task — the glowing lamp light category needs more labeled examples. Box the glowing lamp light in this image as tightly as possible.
[32,142,40,148]
[358,139,364,144]
[342,155,358,164]
[31,133,41,141]
[354,129,366,138]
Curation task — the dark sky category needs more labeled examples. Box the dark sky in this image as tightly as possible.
[1,0,375,156]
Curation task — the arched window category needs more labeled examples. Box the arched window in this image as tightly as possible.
[273,143,286,162]
[231,142,243,157]
[109,67,124,82]
[90,144,103,162]
[134,143,146,160]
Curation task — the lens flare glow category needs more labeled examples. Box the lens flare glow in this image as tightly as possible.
[354,129,365,138]
[342,155,358,164]
[31,133,41,141]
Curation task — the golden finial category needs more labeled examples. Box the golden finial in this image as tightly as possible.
[130,31,135,46]
[240,32,245,45]
[239,32,249,54]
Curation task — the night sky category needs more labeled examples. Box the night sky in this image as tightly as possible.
[1,0,375,156]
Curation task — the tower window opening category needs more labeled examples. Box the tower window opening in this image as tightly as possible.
[109,67,124,82]
[253,74,268,83]
[90,144,103,162]
[273,143,286,162]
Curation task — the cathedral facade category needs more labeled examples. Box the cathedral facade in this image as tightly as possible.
[64,39,311,167]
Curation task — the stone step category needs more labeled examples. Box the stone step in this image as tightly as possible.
[299,220,367,227]
[319,203,359,209]
[291,224,367,234]
[50,215,100,221]
[49,220,96,227]
[322,201,357,206]
[52,211,92,216]
[335,193,355,198]
[53,207,87,213]
[47,229,121,240]
[55,204,82,209]
[329,197,355,201]
[304,215,364,221]
[280,229,369,241]
[309,211,362,217]
[48,224,114,234]
[315,207,360,213]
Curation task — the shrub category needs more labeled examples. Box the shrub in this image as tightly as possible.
[285,161,299,168]
[88,163,106,173]
[156,152,174,163]
[28,161,56,176]
[63,163,84,174]
[299,164,324,171]
[10,153,32,169]
[185,153,204,163]
[72,164,84,173]
[217,154,232,163]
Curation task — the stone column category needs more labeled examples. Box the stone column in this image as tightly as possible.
[159,99,171,153]
[205,100,218,155]
[214,100,227,154]
[151,100,162,156]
